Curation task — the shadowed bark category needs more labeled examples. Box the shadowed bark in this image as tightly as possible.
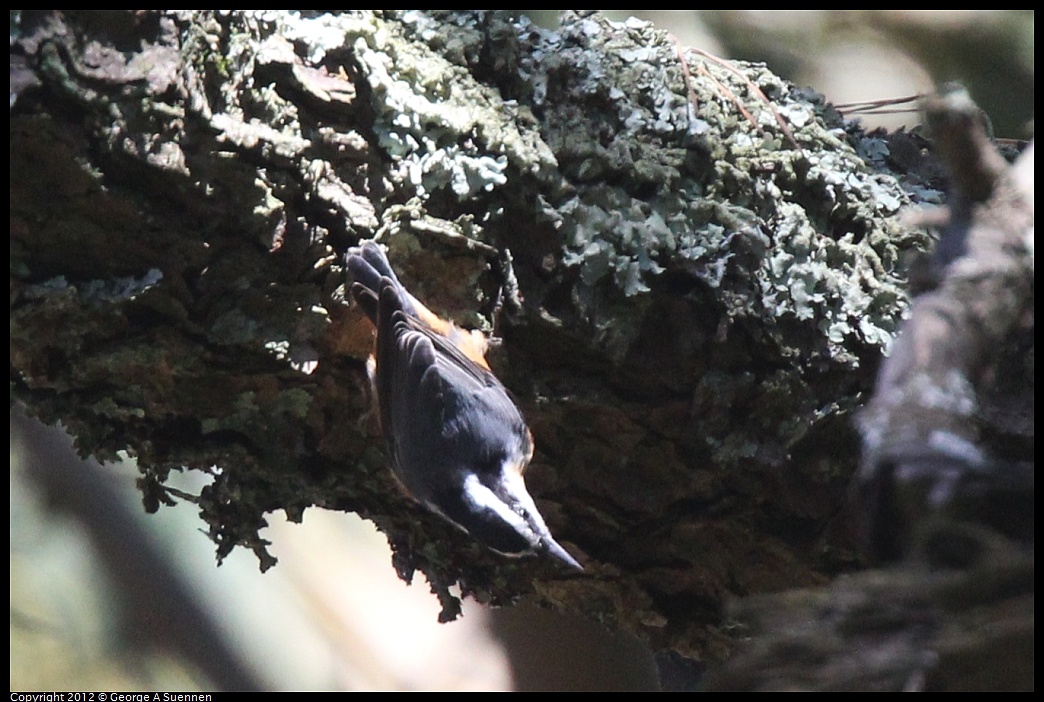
[706,88,1033,692]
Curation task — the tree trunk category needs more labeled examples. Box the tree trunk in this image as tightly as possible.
[12,11,1027,683]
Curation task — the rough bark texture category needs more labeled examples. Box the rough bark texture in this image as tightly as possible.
[13,11,1027,681]
[703,88,1034,692]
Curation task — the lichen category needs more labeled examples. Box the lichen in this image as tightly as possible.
[512,12,927,372]
[266,10,559,205]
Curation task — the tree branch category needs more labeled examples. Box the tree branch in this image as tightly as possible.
[12,10,956,662]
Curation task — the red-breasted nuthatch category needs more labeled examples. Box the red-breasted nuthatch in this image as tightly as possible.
[346,241,581,569]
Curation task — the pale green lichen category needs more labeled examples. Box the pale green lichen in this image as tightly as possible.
[25,270,165,304]
[513,12,926,367]
[271,11,557,203]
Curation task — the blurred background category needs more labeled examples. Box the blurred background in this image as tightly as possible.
[601,10,1033,137]
[10,10,1033,692]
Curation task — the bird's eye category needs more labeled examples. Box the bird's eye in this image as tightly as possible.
[482,452,504,474]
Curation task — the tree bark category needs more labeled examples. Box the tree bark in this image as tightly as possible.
[15,11,1024,678]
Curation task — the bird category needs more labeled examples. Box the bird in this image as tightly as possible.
[345,241,582,569]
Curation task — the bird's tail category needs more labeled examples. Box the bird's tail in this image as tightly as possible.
[346,241,417,324]
[345,240,491,369]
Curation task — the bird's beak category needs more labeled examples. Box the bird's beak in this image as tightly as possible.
[543,535,583,571]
